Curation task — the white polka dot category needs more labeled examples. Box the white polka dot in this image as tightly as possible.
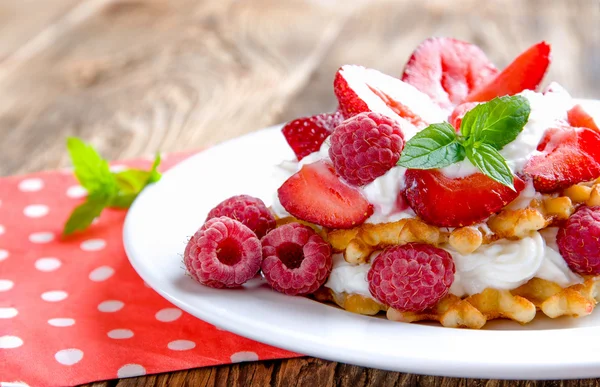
[54,348,83,365]
[107,329,134,339]
[117,364,146,378]
[48,318,75,327]
[0,307,18,319]
[110,164,127,173]
[0,336,23,349]
[89,266,114,282]
[80,239,106,251]
[23,204,49,218]
[0,280,13,291]
[230,351,259,363]
[18,178,44,192]
[35,257,62,272]
[155,308,182,322]
[41,290,68,302]
[0,225,4,235]
[98,300,124,312]
[0,381,30,386]
[29,232,54,244]
[168,340,196,351]
[0,249,7,261]
[66,185,87,198]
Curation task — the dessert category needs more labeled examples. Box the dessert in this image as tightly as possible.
[184,37,600,329]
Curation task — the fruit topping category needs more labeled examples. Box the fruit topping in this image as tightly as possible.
[184,217,262,288]
[282,111,345,161]
[333,65,446,136]
[403,169,525,227]
[402,37,498,110]
[465,42,551,102]
[261,223,332,295]
[568,104,599,132]
[206,194,276,239]
[367,243,455,312]
[557,206,600,275]
[329,112,405,186]
[524,126,600,192]
[277,160,373,228]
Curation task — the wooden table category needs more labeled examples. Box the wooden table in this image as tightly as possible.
[1,0,599,385]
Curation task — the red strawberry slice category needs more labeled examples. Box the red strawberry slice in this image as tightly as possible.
[449,102,479,131]
[401,37,499,110]
[333,65,445,137]
[524,126,600,192]
[568,105,599,132]
[465,42,551,103]
[403,169,525,227]
[282,111,344,161]
[278,160,373,229]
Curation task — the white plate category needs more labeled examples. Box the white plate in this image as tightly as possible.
[124,100,600,380]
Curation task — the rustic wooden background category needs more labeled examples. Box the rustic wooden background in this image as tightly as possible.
[1,0,599,385]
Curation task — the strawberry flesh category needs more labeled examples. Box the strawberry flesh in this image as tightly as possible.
[403,169,525,227]
[525,126,600,192]
[277,160,373,229]
[465,42,550,102]
[282,112,344,161]
[568,104,599,132]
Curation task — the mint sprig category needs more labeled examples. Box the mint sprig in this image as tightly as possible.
[398,95,531,189]
[63,137,162,236]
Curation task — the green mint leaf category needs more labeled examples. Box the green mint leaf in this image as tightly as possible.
[148,153,162,183]
[111,154,162,208]
[398,123,466,169]
[62,193,110,236]
[466,143,515,190]
[461,96,531,150]
[67,137,117,194]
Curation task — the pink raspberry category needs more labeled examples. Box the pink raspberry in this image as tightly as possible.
[557,206,600,275]
[206,195,276,239]
[184,217,262,288]
[367,243,455,312]
[261,223,332,295]
[329,112,404,186]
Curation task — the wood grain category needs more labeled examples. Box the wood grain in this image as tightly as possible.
[1,0,599,386]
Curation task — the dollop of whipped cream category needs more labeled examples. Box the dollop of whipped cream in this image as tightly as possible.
[325,253,372,297]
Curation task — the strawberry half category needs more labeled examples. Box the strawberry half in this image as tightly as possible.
[568,105,599,132]
[401,37,498,110]
[465,42,551,103]
[524,126,600,192]
[403,169,525,227]
[333,65,445,138]
[277,160,373,229]
[282,111,344,161]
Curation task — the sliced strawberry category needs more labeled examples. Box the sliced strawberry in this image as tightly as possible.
[282,111,344,161]
[449,102,479,131]
[333,65,445,137]
[465,42,551,103]
[401,37,498,110]
[403,169,525,227]
[524,126,600,192]
[568,105,599,132]
[278,160,373,229]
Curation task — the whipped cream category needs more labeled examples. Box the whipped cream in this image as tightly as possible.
[325,253,373,297]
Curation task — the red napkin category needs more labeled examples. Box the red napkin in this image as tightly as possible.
[0,153,300,387]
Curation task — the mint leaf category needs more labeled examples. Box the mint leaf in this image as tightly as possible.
[461,96,530,150]
[67,137,117,194]
[466,143,515,189]
[398,123,466,169]
[111,154,162,208]
[63,193,110,236]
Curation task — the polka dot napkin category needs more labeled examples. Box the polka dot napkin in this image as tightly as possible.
[0,153,299,387]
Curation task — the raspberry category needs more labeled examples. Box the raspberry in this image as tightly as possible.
[206,195,276,239]
[184,217,262,288]
[261,223,332,295]
[557,206,600,275]
[282,112,344,161]
[329,112,404,186]
[367,243,455,312]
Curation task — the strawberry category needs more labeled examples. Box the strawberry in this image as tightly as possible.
[568,104,599,132]
[333,65,445,136]
[403,169,525,227]
[465,42,551,103]
[524,126,600,192]
[277,160,373,229]
[449,102,479,131]
[401,37,498,110]
[282,111,344,161]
